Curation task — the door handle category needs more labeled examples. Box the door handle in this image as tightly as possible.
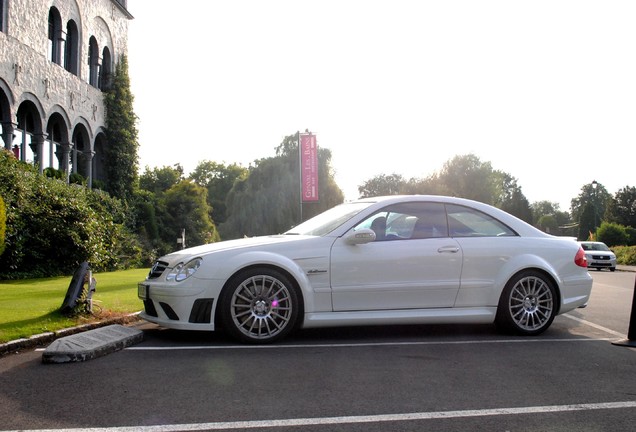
[438,246,460,253]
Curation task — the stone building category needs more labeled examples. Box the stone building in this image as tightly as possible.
[0,0,133,187]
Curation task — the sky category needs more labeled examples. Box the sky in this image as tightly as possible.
[127,1,636,211]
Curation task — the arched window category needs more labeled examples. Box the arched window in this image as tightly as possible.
[1,0,6,33]
[48,8,63,65]
[88,36,100,87]
[64,20,79,76]
[99,46,112,90]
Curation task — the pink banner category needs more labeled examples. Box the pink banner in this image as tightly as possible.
[300,133,318,202]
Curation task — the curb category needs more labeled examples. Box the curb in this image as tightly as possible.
[42,324,144,363]
[0,313,140,358]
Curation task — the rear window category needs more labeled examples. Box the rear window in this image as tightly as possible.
[446,204,517,237]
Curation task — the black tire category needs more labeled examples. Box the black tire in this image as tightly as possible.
[219,267,299,344]
[610,267,616,272]
[495,270,557,336]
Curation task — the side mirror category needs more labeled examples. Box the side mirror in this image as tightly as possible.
[344,228,376,245]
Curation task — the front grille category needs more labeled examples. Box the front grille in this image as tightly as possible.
[189,298,214,323]
[148,260,169,279]
[592,255,610,260]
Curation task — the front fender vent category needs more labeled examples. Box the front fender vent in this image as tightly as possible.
[159,302,180,321]
[189,298,214,324]
[143,300,158,317]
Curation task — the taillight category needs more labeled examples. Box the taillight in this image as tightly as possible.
[574,247,588,268]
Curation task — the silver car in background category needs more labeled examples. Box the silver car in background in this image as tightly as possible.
[580,241,617,272]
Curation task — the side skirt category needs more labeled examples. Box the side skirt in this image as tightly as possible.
[301,307,497,329]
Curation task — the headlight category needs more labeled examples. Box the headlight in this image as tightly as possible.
[166,258,202,282]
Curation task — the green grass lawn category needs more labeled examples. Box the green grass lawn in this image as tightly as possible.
[0,268,149,344]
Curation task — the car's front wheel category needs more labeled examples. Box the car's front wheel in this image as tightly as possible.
[496,270,557,335]
[219,268,299,344]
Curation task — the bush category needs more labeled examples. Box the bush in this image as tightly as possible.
[0,150,143,278]
[613,246,636,266]
[626,226,636,246]
[0,194,5,257]
[44,167,63,179]
[596,222,629,247]
[69,172,85,185]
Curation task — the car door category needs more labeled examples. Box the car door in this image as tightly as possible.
[330,201,463,311]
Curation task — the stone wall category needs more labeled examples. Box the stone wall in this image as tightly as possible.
[0,0,131,151]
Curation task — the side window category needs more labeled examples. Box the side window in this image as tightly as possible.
[353,202,449,241]
[446,204,517,237]
[1,0,5,33]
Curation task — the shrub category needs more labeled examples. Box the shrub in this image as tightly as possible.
[596,222,629,247]
[0,194,5,257]
[626,226,636,246]
[0,150,143,278]
[69,172,85,185]
[613,246,636,266]
[44,167,63,179]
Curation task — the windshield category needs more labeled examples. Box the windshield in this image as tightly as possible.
[581,242,611,252]
[286,202,373,236]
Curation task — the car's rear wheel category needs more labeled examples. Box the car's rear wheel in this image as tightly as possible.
[219,268,299,343]
[496,270,556,335]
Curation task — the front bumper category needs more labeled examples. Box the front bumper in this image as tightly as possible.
[137,278,222,331]
[587,257,617,269]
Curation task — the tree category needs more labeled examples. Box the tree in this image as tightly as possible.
[536,214,559,234]
[137,165,218,255]
[577,202,596,240]
[570,181,610,232]
[606,186,636,228]
[531,201,569,226]
[358,174,407,198]
[432,154,496,204]
[358,154,532,221]
[220,134,344,239]
[531,200,572,235]
[139,164,184,194]
[189,161,247,225]
[104,54,139,201]
[163,180,219,248]
[492,171,532,223]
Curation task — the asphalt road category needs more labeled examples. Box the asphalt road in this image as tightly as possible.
[0,271,635,431]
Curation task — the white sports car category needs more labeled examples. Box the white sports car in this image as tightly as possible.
[138,195,593,343]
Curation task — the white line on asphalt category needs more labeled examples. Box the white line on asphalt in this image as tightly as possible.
[562,313,627,338]
[6,401,636,432]
[124,337,613,351]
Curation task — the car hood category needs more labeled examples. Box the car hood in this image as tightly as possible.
[161,234,316,263]
[585,250,615,256]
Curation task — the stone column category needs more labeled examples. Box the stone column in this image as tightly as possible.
[29,133,47,174]
[85,150,94,188]
[1,121,16,151]
[56,141,72,182]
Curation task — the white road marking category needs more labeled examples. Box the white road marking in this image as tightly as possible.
[125,337,613,351]
[562,313,627,338]
[6,401,636,432]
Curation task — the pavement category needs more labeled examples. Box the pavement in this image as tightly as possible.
[2,266,635,362]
